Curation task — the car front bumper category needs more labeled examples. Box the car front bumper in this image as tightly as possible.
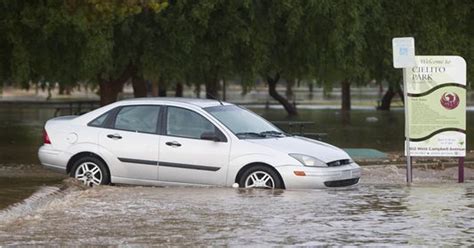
[276,162,361,189]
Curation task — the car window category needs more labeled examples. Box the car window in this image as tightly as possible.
[166,107,215,139]
[205,105,283,139]
[114,105,160,133]
[89,112,110,127]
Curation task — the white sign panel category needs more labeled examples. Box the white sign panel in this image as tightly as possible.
[392,37,415,68]
[405,56,466,157]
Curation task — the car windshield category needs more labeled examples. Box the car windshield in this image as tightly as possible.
[205,105,286,139]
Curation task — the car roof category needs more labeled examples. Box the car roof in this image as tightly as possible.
[73,97,233,125]
[118,97,233,108]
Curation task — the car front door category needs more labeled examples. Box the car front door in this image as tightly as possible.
[98,105,161,182]
[158,106,231,186]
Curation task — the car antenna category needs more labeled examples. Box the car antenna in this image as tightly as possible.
[206,92,224,106]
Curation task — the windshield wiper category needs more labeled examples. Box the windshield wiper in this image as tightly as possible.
[259,131,286,137]
[235,132,266,138]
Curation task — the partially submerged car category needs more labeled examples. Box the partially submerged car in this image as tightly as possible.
[38,98,361,189]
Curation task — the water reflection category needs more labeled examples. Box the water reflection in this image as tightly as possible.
[258,108,474,152]
[340,110,351,126]
[0,108,54,164]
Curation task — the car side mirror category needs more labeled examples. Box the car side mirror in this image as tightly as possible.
[200,132,221,142]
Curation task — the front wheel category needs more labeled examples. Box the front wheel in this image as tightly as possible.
[239,165,283,189]
[71,157,110,187]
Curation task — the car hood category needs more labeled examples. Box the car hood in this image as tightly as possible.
[246,136,351,163]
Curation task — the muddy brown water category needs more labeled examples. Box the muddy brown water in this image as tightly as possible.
[1,106,473,246]
[0,165,473,246]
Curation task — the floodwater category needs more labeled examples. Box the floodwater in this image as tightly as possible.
[1,105,473,246]
[0,170,473,246]
[2,106,474,164]
[255,108,474,153]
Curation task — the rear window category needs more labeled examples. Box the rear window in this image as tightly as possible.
[89,112,110,127]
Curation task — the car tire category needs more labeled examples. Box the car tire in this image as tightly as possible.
[239,165,283,189]
[70,156,110,187]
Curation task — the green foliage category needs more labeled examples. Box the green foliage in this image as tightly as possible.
[0,0,472,99]
[366,0,473,86]
[0,0,168,87]
[239,0,322,85]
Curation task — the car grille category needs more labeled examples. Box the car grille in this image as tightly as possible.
[324,178,359,187]
[327,159,351,167]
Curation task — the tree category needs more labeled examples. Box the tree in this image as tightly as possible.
[135,0,257,101]
[369,0,473,110]
[1,1,87,89]
[186,0,255,100]
[1,0,471,110]
[244,0,326,116]
[317,0,376,111]
[80,0,168,105]
[0,0,167,105]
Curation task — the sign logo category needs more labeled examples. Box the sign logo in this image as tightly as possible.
[440,92,460,110]
[399,47,408,55]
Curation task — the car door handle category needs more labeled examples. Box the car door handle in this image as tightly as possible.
[165,141,181,147]
[107,134,122,140]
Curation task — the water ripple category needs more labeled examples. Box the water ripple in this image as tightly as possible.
[0,182,473,246]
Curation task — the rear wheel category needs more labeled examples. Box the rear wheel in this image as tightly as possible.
[71,157,110,186]
[239,165,283,189]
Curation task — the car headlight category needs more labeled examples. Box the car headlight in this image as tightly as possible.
[289,153,327,167]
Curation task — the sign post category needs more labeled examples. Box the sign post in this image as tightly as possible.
[402,68,413,183]
[393,37,466,184]
[406,56,467,181]
[459,157,464,183]
[392,37,416,184]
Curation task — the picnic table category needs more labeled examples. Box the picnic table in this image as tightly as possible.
[271,121,328,140]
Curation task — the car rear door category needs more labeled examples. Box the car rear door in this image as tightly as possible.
[98,105,161,181]
[158,106,231,186]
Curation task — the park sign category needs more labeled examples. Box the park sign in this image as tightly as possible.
[405,56,466,157]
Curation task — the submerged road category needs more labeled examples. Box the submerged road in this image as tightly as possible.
[0,165,473,246]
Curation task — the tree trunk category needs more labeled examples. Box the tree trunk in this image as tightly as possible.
[175,82,183,97]
[158,87,167,96]
[377,85,395,111]
[46,84,52,100]
[341,79,351,111]
[99,80,123,106]
[205,80,219,99]
[286,78,295,100]
[378,81,384,99]
[267,73,297,116]
[132,75,147,98]
[65,85,71,95]
[396,82,404,104]
[308,81,314,93]
[194,83,201,98]
[59,84,65,95]
[158,77,167,97]
[58,84,71,95]
[222,79,226,101]
[98,63,136,106]
[151,80,159,97]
